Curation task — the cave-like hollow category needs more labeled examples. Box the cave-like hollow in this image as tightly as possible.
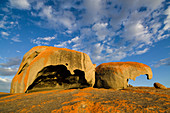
[26,65,90,93]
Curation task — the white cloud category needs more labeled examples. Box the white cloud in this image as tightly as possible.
[11,37,21,42]
[54,42,67,48]
[0,16,8,29]
[0,77,11,83]
[68,36,79,44]
[0,67,18,76]
[32,40,49,46]
[54,36,80,48]
[106,47,113,54]
[0,16,19,30]
[22,0,168,63]
[34,1,44,10]
[9,0,30,10]
[0,57,21,67]
[152,57,170,67]
[16,50,21,53]
[136,48,149,55]
[0,57,20,76]
[1,31,9,36]
[33,2,76,31]
[32,36,55,46]
[80,0,102,25]
[37,37,55,41]
[164,6,170,31]
[0,77,11,92]
[93,43,103,55]
[38,6,53,20]
[92,23,113,41]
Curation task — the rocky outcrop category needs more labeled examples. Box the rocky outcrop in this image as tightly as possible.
[95,62,153,89]
[10,46,95,93]
[154,82,167,89]
[1,87,169,112]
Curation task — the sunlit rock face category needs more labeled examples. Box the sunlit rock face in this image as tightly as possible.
[10,46,95,93]
[94,62,153,89]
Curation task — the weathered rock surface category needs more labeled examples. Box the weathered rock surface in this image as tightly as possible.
[95,62,153,89]
[11,46,95,93]
[1,87,169,113]
[154,82,167,89]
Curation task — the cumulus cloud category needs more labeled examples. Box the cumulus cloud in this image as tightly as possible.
[10,0,168,63]
[9,0,30,10]
[152,57,170,68]
[50,0,168,63]
[32,36,55,46]
[92,23,114,41]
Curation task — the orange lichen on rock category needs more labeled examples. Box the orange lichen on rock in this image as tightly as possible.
[10,46,95,93]
[52,100,113,113]
[0,87,169,112]
[73,92,92,97]
[62,97,85,105]
[59,89,76,94]
[95,62,153,89]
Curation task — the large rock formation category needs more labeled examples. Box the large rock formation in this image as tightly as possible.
[11,46,95,93]
[95,62,153,89]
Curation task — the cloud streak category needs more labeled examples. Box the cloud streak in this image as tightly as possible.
[152,57,170,68]
[1,31,9,36]
[0,57,21,76]
[0,57,21,67]
[32,36,56,46]
[0,67,18,76]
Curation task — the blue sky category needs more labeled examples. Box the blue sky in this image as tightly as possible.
[0,0,169,92]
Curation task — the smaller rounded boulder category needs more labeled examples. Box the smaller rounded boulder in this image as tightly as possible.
[154,82,167,89]
[95,62,153,89]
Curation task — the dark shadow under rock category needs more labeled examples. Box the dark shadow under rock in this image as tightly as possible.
[26,65,90,93]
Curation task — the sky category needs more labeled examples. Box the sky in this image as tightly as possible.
[0,0,169,92]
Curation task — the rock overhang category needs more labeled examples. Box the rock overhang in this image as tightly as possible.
[94,62,153,89]
[11,46,96,93]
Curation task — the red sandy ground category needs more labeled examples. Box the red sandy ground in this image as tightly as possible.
[0,87,169,113]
